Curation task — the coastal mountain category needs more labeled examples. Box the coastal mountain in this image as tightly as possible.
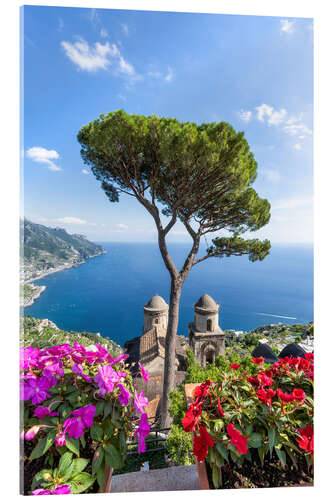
[22,218,105,282]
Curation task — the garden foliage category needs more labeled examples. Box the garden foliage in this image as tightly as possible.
[20,343,150,495]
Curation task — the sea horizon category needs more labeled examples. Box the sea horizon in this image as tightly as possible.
[24,242,313,347]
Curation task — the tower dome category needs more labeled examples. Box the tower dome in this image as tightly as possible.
[143,295,169,334]
[195,294,219,313]
[144,295,169,312]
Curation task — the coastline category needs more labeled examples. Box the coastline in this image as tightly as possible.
[25,249,107,284]
[23,249,106,306]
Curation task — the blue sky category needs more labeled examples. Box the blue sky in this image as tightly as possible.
[22,6,313,244]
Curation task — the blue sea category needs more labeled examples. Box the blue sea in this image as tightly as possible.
[25,243,313,347]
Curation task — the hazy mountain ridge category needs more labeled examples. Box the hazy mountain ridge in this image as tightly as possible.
[22,219,105,282]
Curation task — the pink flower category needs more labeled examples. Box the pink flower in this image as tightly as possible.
[52,485,71,495]
[134,390,148,414]
[134,412,150,453]
[33,406,59,419]
[118,383,130,406]
[32,488,52,495]
[72,363,92,383]
[20,347,40,370]
[139,362,149,383]
[55,430,66,447]
[64,404,96,439]
[94,364,121,396]
[110,353,129,365]
[25,425,40,441]
[22,378,51,404]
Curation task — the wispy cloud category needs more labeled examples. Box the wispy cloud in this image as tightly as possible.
[61,37,139,80]
[82,168,90,174]
[256,104,287,125]
[283,115,312,137]
[147,65,175,83]
[26,147,62,171]
[56,216,87,225]
[280,19,295,35]
[293,143,302,151]
[165,66,174,82]
[122,24,129,36]
[100,28,109,38]
[238,109,252,122]
[115,223,128,231]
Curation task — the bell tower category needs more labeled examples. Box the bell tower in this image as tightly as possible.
[188,294,225,366]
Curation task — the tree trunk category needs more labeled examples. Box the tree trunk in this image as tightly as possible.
[160,277,183,428]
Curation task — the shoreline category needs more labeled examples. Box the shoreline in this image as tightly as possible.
[22,284,46,308]
[25,249,107,284]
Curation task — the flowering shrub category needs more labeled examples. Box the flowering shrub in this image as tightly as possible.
[182,354,314,488]
[21,342,150,494]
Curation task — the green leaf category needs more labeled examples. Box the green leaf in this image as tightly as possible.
[103,401,112,419]
[105,443,123,470]
[258,446,265,467]
[212,464,221,489]
[71,458,89,476]
[92,448,105,475]
[68,472,95,494]
[30,432,55,460]
[268,428,279,457]
[248,432,262,449]
[58,452,73,476]
[31,469,53,490]
[66,437,80,456]
[95,400,105,417]
[97,465,105,491]
[215,442,228,460]
[274,446,286,466]
[90,422,104,442]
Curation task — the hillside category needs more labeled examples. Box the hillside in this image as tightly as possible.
[22,218,105,282]
[21,316,121,354]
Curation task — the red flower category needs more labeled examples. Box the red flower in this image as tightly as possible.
[227,423,248,454]
[182,403,203,432]
[297,425,314,454]
[247,375,260,388]
[256,388,276,406]
[305,352,314,361]
[277,388,294,403]
[193,426,215,462]
[194,380,212,402]
[230,363,240,370]
[217,397,224,416]
[252,357,264,365]
[257,372,273,388]
[298,358,310,371]
[292,388,306,402]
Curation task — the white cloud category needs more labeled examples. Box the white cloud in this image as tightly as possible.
[165,66,174,82]
[253,104,312,140]
[61,38,115,71]
[82,168,90,174]
[255,104,287,125]
[61,37,139,80]
[293,143,302,151]
[56,217,87,225]
[260,168,281,183]
[100,28,109,38]
[115,223,128,231]
[280,20,295,34]
[122,24,129,36]
[118,56,135,76]
[238,110,252,122]
[26,147,62,171]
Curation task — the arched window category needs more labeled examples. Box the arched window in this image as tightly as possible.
[154,318,159,324]
[207,319,212,331]
[205,349,214,364]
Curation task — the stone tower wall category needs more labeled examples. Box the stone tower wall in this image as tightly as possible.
[143,310,168,334]
[194,311,218,332]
